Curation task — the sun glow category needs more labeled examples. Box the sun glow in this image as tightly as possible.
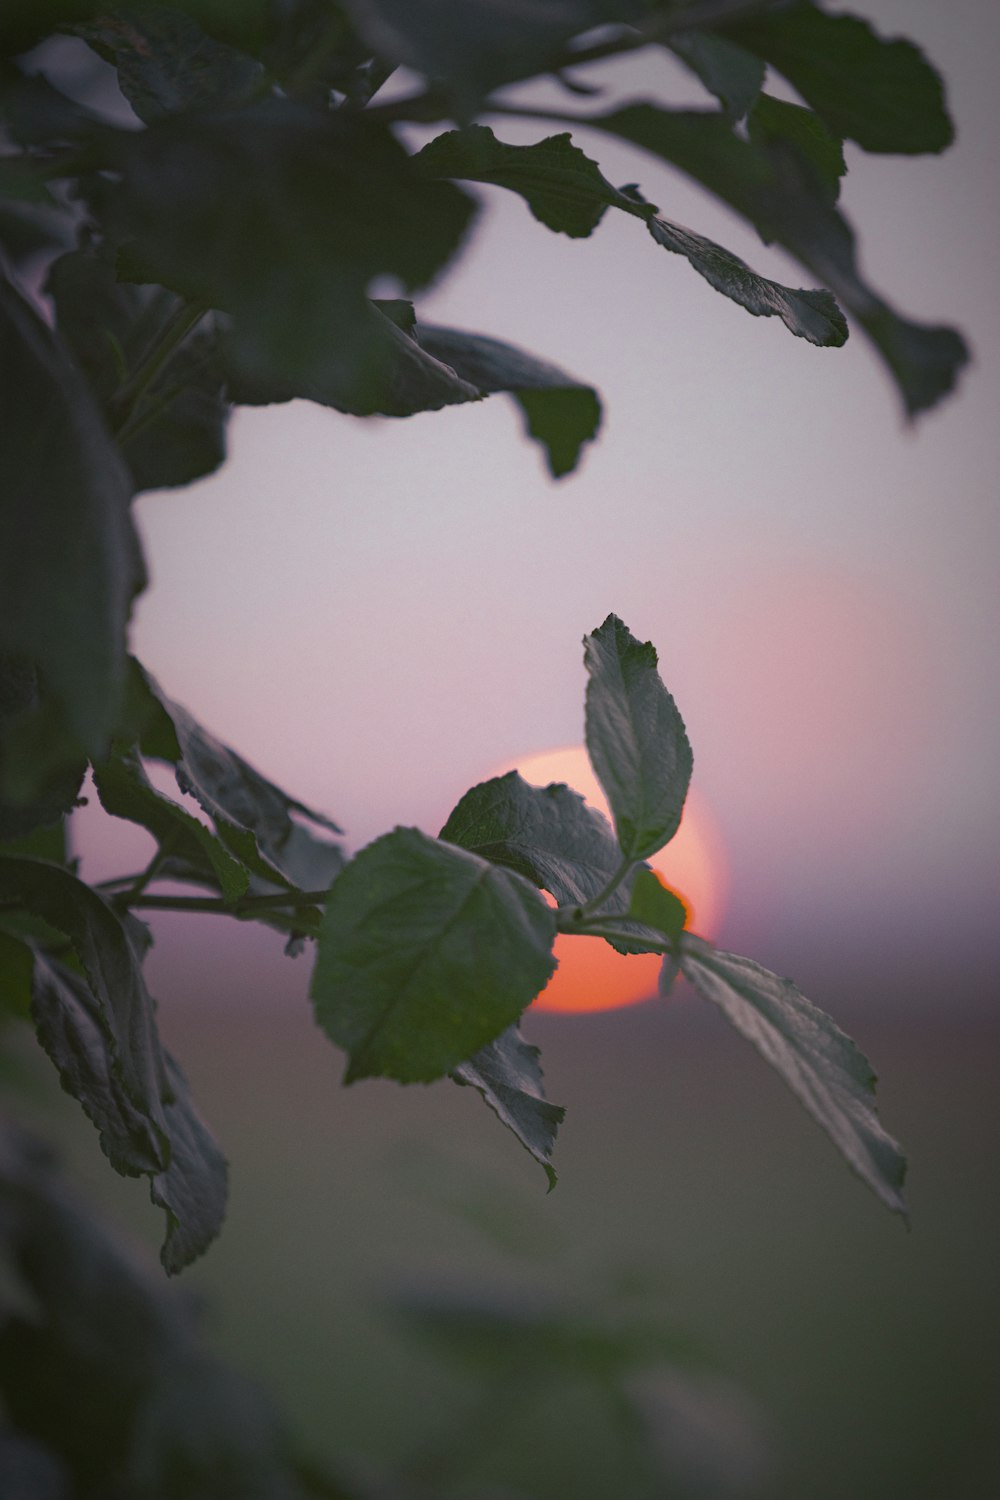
[502,747,726,1014]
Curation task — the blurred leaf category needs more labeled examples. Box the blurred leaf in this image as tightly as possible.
[49,249,229,492]
[680,937,908,1217]
[647,213,847,345]
[0,59,100,145]
[453,1024,565,1188]
[416,123,631,237]
[72,3,265,123]
[596,104,968,415]
[0,857,228,1269]
[112,102,476,408]
[0,930,33,1019]
[0,274,141,764]
[416,322,601,476]
[92,746,249,903]
[748,92,846,202]
[311,827,556,1083]
[667,28,764,120]
[131,662,344,893]
[584,614,693,861]
[723,1,953,154]
[626,868,686,943]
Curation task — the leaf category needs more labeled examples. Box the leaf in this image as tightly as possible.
[748,92,846,203]
[112,103,476,409]
[416,323,601,476]
[0,930,32,1019]
[667,29,764,121]
[48,249,229,492]
[680,938,908,1218]
[72,3,265,124]
[595,105,968,415]
[0,856,228,1268]
[453,1024,565,1188]
[583,614,693,861]
[440,770,623,908]
[647,214,847,346]
[131,662,344,894]
[0,273,142,761]
[310,827,557,1083]
[92,746,249,904]
[415,124,633,238]
[627,868,686,943]
[722,2,953,154]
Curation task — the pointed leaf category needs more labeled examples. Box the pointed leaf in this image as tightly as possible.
[595,105,968,415]
[416,323,601,476]
[584,615,693,861]
[311,827,557,1083]
[0,274,141,760]
[72,4,264,124]
[723,2,953,154]
[415,124,633,238]
[748,92,846,202]
[627,868,687,943]
[667,29,764,120]
[453,1025,565,1189]
[680,938,907,1217]
[648,214,847,346]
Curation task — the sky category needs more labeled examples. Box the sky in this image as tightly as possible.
[73,0,1000,1011]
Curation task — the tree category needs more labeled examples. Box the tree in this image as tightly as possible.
[0,2,967,1495]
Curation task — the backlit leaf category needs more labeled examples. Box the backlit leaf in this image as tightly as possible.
[453,1024,565,1188]
[748,92,846,203]
[584,615,693,861]
[311,827,557,1083]
[667,28,764,120]
[627,868,686,944]
[680,937,908,1217]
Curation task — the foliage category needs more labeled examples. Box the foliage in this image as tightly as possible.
[0,0,967,1492]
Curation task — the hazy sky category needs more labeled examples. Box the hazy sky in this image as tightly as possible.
[76,0,999,1002]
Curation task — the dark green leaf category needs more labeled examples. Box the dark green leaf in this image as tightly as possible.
[748,92,846,202]
[0,274,141,761]
[92,746,249,904]
[667,29,764,120]
[723,2,953,154]
[583,614,693,861]
[595,105,968,415]
[73,3,264,123]
[310,827,556,1083]
[680,937,908,1217]
[0,930,32,1019]
[113,103,476,409]
[0,656,85,840]
[0,154,54,204]
[0,58,100,146]
[49,249,228,492]
[0,856,228,1267]
[416,323,601,476]
[415,124,633,237]
[453,1024,565,1188]
[626,868,686,943]
[647,214,847,346]
[131,662,344,893]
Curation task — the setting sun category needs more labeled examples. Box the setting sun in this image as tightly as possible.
[499,747,727,1015]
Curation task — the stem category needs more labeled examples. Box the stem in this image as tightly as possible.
[125,890,329,914]
[108,301,207,435]
[579,857,636,918]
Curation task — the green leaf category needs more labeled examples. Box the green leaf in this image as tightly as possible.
[680,938,908,1218]
[647,214,847,346]
[595,105,968,415]
[0,274,142,761]
[113,103,476,409]
[0,930,32,1019]
[723,2,953,154]
[416,323,601,476]
[49,249,229,492]
[748,92,846,203]
[72,4,265,124]
[131,662,344,894]
[667,29,764,120]
[583,614,693,861]
[310,827,557,1083]
[0,856,228,1268]
[415,124,633,238]
[453,1024,565,1189]
[626,868,686,943]
[92,746,249,904]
